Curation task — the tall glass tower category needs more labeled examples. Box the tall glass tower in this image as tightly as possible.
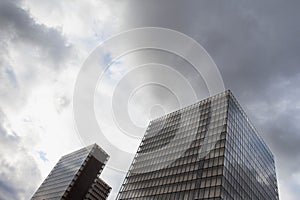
[31,144,111,200]
[117,90,279,200]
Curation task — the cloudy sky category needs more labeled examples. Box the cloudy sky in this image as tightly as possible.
[0,0,300,199]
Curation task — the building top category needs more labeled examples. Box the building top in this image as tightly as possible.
[149,90,230,124]
[148,89,274,157]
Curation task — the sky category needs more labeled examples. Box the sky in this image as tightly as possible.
[0,0,300,199]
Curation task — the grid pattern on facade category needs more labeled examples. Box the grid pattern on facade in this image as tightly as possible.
[117,90,279,200]
[221,93,279,200]
[85,178,112,200]
[117,92,228,200]
[31,144,110,200]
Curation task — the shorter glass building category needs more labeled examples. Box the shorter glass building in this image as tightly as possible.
[117,90,279,200]
[31,144,111,200]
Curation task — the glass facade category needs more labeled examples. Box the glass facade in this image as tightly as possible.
[31,144,111,200]
[117,90,279,200]
[222,93,279,200]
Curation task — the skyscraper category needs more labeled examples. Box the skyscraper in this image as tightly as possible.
[31,144,111,200]
[117,90,279,200]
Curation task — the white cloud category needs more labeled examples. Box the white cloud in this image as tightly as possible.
[1,0,299,200]
[0,109,41,200]
[0,0,126,199]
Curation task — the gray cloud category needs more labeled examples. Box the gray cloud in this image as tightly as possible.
[0,0,72,111]
[0,0,72,199]
[0,0,71,68]
[1,0,299,199]
[114,0,300,199]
